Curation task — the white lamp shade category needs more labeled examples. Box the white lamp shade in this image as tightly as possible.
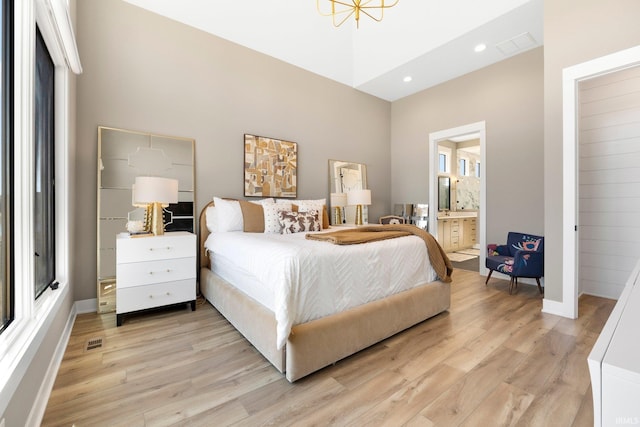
[330,192,347,207]
[347,189,371,206]
[133,176,179,204]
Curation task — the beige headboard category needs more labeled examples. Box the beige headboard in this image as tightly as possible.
[199,200,215,270]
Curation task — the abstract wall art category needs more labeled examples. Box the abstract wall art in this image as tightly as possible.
[244,134,297,198]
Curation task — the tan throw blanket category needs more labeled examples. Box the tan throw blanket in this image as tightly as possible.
[306,224,453,283]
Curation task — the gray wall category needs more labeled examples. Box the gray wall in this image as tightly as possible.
[74,0,391,300]
[391,48,544,247]
[72,0,640,309]
[543,0,640,301]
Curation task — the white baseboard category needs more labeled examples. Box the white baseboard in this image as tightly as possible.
[26,302,78,427]
[542,298,576,319]
[75,298,97,314]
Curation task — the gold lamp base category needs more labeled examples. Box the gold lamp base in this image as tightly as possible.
[334,206,344,224]
[355,204,364,226]
[149,202,167,235]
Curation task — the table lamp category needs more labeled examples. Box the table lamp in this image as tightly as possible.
[330,192,347,225]
[347,189,371,226]
[133,176,178,235]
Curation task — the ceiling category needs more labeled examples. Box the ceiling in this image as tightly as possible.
[123,0,543,102]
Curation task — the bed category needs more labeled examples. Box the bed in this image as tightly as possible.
[198,199,452,382]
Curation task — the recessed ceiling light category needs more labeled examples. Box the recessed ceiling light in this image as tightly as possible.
[403,76,412,83]
[474,43,487,53]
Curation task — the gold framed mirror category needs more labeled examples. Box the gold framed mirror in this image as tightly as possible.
[328,159,368,225]
[97,126,195,313]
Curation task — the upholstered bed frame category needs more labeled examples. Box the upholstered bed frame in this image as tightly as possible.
[198,201,451,382]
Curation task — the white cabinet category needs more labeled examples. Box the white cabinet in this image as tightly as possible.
[116,231,196,326]
[589,261,640,426]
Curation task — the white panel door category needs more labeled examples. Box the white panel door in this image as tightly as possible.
[578,65,640,299]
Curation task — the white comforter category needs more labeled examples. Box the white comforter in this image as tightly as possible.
[205,230,437,349]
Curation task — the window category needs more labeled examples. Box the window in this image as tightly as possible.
[1,0,81,410]
[459,158,467,176]
[1,0,13,333]
[438,147,452,174]
[34,27,55,298]
[439,153,447,173]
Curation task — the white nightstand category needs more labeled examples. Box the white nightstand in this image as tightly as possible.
[116,231,196,326]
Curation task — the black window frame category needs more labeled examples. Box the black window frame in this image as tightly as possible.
[1,0,14,334]
[34,25,55,299]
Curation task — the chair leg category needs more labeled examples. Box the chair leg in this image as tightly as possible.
[485,270,493,285]
[508,277,514,294]
[536,277,543,295]
[514,277,518,293]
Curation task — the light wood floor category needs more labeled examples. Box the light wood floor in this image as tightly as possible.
[42,270,615,426]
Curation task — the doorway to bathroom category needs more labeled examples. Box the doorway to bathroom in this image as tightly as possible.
[429,121,486,274]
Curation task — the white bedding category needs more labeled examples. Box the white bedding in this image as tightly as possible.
[204,230,437,349]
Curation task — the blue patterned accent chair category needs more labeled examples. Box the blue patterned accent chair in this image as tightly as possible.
[485,232,544,294]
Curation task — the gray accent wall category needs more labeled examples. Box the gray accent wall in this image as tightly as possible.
[74,0,391,301]
[391,48,545,253]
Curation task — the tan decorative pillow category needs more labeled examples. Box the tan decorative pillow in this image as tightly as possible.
[239,201,265,232]
[278,210,321,234]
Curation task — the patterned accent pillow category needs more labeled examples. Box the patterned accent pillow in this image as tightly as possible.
[293,202,325,227]
[278,210,321,234]
[281,198,328,229]
[263,202,292,233]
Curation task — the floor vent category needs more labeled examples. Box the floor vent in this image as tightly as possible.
[85,337,104,352]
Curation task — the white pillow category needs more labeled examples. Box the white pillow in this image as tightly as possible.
[295,200,324,213]
[213,197,243,232]
[205,206,218,233]
[276,198,325,205]
[263,202,292,234]
[253,198,275,205]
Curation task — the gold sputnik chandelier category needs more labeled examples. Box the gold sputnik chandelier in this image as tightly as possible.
[317,0,399,28]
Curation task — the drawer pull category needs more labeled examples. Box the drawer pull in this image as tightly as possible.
[148,246,173,252]
[149,292,171,299]
[148,269,172,275]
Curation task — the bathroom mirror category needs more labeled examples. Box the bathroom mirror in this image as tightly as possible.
[328,159,368,225]
[438,176,451,211]
[97,126,195,313]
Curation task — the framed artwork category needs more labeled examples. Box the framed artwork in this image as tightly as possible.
[244,134,297,198]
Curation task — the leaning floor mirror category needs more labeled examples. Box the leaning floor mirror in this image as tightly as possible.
[328,159,368,225]
[97,126,195,313]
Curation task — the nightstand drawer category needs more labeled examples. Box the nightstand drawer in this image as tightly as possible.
[116,279,195,314]
[115,232,197,325]
[117,232,195,263]
[117,257,195,288]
